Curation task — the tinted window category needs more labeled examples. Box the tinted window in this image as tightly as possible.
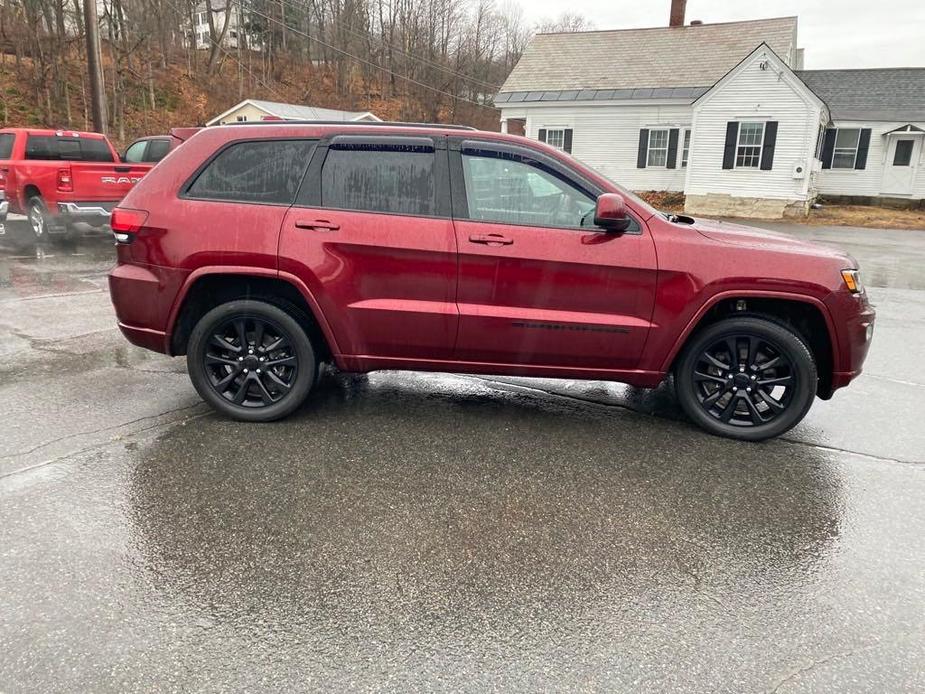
[187,139,316,204]
[25,135,114,162]
[321,144,436,216]
[123,141,147,163]
[144,139,171,163]
[0,133,15,159]
[461,151,595,228]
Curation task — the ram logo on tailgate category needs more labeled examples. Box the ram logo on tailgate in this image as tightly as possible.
[101,176,144,185]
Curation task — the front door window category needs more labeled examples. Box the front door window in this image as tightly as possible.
[461,152,596,228]
[893,139,914,167]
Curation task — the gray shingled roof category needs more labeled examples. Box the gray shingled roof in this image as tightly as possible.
[249,100,377,121]
[497,17,798,100]
[796,69,925,121]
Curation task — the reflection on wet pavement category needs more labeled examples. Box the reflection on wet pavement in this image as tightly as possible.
[1,221,924,690]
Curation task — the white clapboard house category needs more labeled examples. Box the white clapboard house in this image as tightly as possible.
[495,10,925,218]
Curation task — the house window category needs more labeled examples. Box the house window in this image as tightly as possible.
[735,122,764,168]
[236,115,247,122]
[681,129,691,167]
[893,140,914,167]
[647,129,669,167]
[832,129,861,169]
[545,128,566,150]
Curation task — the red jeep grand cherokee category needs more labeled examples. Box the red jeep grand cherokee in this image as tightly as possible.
[108,122,874,440]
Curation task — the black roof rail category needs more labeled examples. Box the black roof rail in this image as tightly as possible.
[217,120,479,131]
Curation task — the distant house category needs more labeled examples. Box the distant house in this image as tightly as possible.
[495,11,925,217]
[206,99,381,126]
[187,1,251,51]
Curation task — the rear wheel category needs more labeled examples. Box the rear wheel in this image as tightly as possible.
[27,196,51,240]
[187,300,317,422]
[675,316,817,441]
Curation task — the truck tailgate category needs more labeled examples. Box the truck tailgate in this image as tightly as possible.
[69,163,151,201]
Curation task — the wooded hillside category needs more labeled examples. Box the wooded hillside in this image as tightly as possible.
[0,0,589,146]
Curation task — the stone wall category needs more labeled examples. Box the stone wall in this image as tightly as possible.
[684,194,811,219]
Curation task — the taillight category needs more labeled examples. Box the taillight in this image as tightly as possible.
[110,207,149,243]
[57,167,73,192]
[0,167,7,190]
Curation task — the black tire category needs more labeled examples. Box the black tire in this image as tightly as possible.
[187,299,317,422]
[27,196,51,240]
[674,316,817,441]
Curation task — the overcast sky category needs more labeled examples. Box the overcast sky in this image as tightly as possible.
[518,0,925,69]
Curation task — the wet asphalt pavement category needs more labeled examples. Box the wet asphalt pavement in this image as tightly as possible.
[1,220,923,692]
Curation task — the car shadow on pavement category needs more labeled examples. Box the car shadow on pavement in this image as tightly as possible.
[126,368,843,656]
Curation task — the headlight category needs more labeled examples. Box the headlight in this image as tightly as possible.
[841,269,864,295]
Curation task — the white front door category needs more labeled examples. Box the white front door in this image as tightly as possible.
[881,136,921,195]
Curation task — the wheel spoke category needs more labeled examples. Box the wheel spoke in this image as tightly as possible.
[718,394,738,422]
[757,355,782,372]
[265,355,297,368]
[742,394,766,425]
[264,336,285,352]
[214,368,241,390]
[755,388,785,411]
[206,354,239,367]
[746,336,760,368]
[234,319,248,350]
[265,370,293,391]
[702,353,729,371]
[253,320,265,350]
[725,337,740,366]
[757,375,792,386]
[211,334,240,353]
[231,376,250,404]
[253,375,277,404]
[694,370,727,385]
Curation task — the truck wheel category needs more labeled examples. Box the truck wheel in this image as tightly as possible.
[187,300,317,422]
[27,196,51,240]
[674,316,817,441]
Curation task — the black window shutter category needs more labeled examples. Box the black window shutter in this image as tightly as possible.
[722,122,738,169]
[666,129,679,169]
[760,121,778,170]
[563,129,573,153]
[855,128,871,169]
[821,128,837,169]
[637,129,649,168]
[537,128,547,143]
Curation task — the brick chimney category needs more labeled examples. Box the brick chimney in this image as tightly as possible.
[669,0,687,27]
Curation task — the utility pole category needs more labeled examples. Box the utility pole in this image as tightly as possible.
[83,0,108,134]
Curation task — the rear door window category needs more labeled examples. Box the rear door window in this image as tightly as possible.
[320,138,436,216]
[0,133,15,159]
[186,139,316,205]
[24,135,114,162]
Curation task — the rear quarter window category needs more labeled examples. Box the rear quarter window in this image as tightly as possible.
[0,133,14,159]
[186,139,316,205]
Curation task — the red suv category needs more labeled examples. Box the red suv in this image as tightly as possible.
[108,122,874,440]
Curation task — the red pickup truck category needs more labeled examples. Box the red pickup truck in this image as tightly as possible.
[0,128,152,238]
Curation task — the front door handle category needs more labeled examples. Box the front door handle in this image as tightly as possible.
[295,219,340,231]
[469,233,513,246]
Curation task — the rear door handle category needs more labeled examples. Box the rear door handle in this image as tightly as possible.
[295,219,340,231]
[469,233,513,246]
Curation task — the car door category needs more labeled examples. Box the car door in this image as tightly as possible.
[450,139,658,371]
[278,134,458,362]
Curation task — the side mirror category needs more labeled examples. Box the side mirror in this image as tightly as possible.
[593,193,631,232]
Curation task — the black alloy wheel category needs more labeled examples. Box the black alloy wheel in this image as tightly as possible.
[188,300,316,421]
[675,316,817,441]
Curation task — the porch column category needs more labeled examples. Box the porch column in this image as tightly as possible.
[500,118,508,134]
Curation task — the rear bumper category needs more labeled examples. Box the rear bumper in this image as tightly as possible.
[117,322,169,353]
[56,200,117,227]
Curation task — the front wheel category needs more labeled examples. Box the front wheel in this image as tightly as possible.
[187,300,317,422]
[674,316,817,441]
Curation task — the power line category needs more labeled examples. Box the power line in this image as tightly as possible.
[243,4,498,111]
[274,0,501,91]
